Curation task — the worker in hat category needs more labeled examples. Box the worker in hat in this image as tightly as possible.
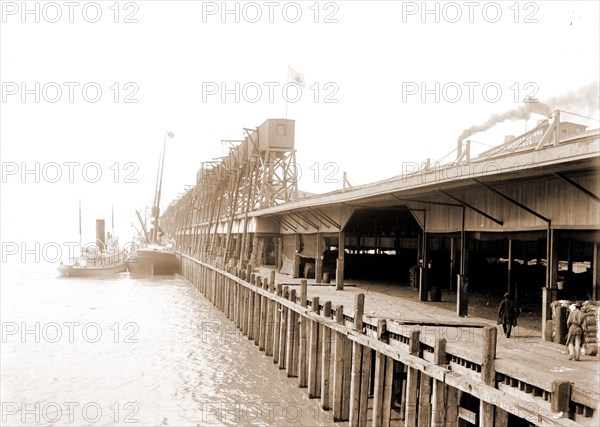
[497,293,519,338]
[566,302,585,361]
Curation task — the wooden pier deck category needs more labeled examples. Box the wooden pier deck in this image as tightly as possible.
[180,254,600,426]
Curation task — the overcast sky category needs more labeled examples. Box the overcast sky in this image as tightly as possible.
[1,0,599,258]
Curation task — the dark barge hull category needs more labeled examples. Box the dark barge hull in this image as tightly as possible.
[126,248,180,275]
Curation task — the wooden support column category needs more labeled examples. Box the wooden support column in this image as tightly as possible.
[315,232,323,283]
[449,237,455,292]
[337,230,345,290]
[550,229,559,289]
[405,330,420,426]
[308,296,320,398]
[457,207,468,317]
[431,338,446,427]
[507,238,513,294]
[298,279,308,388]
[321,301,332,410]
[593,242,599,301]
[294,233,301,278]
[479,325,498,426]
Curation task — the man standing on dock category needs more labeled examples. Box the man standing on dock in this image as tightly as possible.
[566,303,585,361]
[497,293,518,338]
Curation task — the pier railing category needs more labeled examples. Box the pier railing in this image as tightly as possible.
[180,253,597,426]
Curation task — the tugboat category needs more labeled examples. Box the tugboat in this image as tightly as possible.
[126,131,180,275]
[57,207,127,277]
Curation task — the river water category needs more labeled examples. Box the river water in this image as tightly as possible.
[1,263,337,426]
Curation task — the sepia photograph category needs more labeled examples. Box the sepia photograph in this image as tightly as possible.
[1,1,599,426]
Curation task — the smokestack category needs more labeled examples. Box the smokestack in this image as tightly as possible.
[96,219,105,250]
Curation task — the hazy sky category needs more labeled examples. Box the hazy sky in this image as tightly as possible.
[1,1,599,258]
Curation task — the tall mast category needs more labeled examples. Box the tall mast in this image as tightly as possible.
[152,131,173,243]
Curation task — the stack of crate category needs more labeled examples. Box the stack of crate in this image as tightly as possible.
[582,301,599,356]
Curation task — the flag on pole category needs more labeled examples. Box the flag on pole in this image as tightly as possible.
[524,96,552,117]
[167,131,175,138]
[288,66,306,87]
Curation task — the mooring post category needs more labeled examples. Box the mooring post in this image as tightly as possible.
[308,296,320,398]
[321,301,332,410]
[354,293,365,332]
[299,279,308,388]
[480,325,498,426]
[551,380,571,415]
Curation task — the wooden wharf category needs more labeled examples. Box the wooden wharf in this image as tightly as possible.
[180,254,600,426]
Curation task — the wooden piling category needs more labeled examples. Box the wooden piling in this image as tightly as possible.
[372,319,387,427]
[273,283,282,364]
[308,296,320,398]
[278,286,288,370]
[431,338,447,427]
[321,301,332,410]
[298,279,308,388]
[405,330,420,426]
[480,325,497,426]
[259,277,267,351]
[333,305,345,421]
[247,285,255,341]
[358,345,371,426]
[253,276,261,347]
[286,289,297,377]
[349,341,363,427]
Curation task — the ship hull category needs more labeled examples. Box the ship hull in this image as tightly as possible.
[57,261,127,277]
[126,248,180,275]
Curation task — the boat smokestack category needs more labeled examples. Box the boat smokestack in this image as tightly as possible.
[96,219,106,250]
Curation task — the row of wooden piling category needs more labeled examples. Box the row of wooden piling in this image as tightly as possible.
[181,254,584,426]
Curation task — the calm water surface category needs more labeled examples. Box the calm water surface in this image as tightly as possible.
[1,263,337,426]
